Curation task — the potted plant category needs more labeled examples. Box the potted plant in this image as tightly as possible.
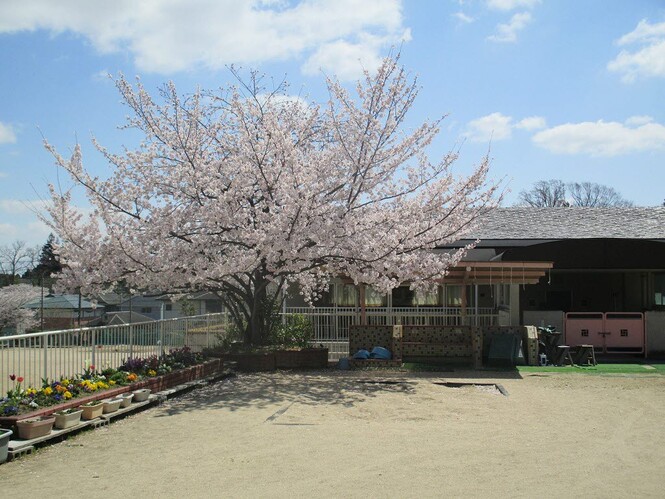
[0,428,12,464]
[119,392,134,408]
[53,408,84,430]
[16,415,56,440]
[132,389,151,402]
[80,400,104,420]
[102,398,123,414]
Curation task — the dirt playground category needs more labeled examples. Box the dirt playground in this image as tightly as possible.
[1,370,664,498]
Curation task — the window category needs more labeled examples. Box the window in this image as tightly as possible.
[655,273,665,306]
[334,284,386,307]
[335,284,358,306]
[205,300,223,313]
[445,285,464,307]
[413,288,440,306]
[364,287,387,307]
[165,304,172,311]
[141,307,152,314]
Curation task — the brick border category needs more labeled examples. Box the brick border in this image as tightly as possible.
[0,358,222,429]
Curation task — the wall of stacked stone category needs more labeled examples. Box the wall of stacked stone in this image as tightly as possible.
[349,324,482,368]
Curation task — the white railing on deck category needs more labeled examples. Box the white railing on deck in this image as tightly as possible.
[284,306,499,361]
[0,313,228,395]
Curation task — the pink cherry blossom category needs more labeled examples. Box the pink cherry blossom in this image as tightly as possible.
[44,55,500,344]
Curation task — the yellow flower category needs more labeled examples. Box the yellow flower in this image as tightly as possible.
[43,387,53,396]
[109,380,116,386]
[64,391,72,399]
[147,369,157,377]
[61,379,70,386]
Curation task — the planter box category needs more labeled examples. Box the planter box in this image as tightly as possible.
[54,409,83,430]
[274,348,329,369]
[132,389,151,402]
[231,352,276,372]
[119,393,134,408]
[0,359,223,429]
[224,349,329,371]
[102,399,123,414]
[16,416,55,440]
[0,428,11,464]
[81,402,104,420]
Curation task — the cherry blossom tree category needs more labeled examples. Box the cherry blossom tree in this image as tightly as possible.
[0,284,40,333]
[45,56,499,344]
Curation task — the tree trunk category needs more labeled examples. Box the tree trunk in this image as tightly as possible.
[246,269,269,345]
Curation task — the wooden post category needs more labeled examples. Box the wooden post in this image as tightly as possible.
[359,285,367,326]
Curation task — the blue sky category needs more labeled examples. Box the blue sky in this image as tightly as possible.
[1,0,664,247]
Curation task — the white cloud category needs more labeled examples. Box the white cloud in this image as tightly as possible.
[0,122,17,144]
[0,0,408,80]
[625,115,653,126]
[0,223,18,244]
[91,69,111,82]
[465,112,514,142]
[302,30,411,80]
[0,172,7,178]
[608,19,665,82]
[466,112,545,142]
[0,199,49,215]
[532,119,665,157]
[515,116,546,131]
[616,19,665,46]
[0,219,51,246]
[453,12,475,24]
[486,0,539,11]
[487,11,531,43]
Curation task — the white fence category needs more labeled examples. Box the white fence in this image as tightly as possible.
[0,313,228,395]
[1,307,500,391]
[285,306,499,361]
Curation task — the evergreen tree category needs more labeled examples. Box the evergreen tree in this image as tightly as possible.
[24,234,62,282]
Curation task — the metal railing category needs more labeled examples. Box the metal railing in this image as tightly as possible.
[284,306,499,361]
[0,313,229,394]
[1,306,500,390]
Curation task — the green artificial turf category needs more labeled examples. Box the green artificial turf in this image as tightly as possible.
[518,363,665,375]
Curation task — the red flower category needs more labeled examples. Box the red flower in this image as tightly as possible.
[17,377,24,383]
[89,365,95,371]
[9,374,16,381]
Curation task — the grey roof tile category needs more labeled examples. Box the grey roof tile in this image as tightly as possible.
[465,207,665,240]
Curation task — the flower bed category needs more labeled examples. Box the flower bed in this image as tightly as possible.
[223,348,328,371]
[0,348,222,430]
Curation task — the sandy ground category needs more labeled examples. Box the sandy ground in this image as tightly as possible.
[1,369,665,498]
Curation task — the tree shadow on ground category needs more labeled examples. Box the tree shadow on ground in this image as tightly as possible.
[153,367,521,418]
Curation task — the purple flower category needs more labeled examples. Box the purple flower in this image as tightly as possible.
[3,405,18,415]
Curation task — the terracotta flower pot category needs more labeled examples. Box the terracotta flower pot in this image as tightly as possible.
[132,389,151,402]
[119,393,134,408]
[102,398,123,414]
[16,416,56,440]
[54,409,83,430]
[81,402,104,420]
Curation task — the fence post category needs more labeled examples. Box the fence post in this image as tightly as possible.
[129,323,134,358]
[43,334,49,382]
[159,319,165,356]
[91,328,96,368]
[206,314,210,349]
